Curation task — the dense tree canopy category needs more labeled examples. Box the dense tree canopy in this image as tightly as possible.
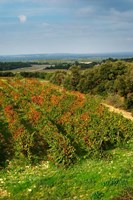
[49,60,133,111]
[0,62,31,71]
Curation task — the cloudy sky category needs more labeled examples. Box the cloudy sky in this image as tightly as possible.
[0,0,133,55]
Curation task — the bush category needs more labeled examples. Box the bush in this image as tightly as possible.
[0,121,14,167]
[50,71,67,85]
[125,93,133,110]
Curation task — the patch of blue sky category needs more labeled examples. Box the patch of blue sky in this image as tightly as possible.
[0,0,133,55]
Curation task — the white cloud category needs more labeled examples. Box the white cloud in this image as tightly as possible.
[76,7,95,17]
[18,15,27,23]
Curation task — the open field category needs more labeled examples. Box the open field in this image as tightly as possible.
[1,65,51,73]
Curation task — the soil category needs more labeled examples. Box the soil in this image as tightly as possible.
[102,103,133,121]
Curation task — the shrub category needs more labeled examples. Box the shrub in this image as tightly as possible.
[0,121,14,167]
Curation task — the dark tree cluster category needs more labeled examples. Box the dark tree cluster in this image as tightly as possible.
[0,62,31,71]
[45,63,72,70]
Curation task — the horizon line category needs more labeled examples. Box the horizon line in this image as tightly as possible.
[0,51,133,57]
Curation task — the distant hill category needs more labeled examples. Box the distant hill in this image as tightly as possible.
[0,52,133,62]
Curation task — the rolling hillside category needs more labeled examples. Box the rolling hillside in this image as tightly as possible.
[0,77,133,199]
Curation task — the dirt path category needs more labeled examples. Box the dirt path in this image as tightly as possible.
[40,79,133,121]
[102,103,133,121]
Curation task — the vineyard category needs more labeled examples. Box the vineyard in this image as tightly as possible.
[0,77,133,168]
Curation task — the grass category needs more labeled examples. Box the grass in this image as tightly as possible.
[1,139,133,200]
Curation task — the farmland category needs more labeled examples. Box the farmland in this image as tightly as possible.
[0,77,133,199]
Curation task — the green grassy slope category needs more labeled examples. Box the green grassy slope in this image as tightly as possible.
[1,139,133,200]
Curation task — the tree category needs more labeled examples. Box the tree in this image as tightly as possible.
[69,65,81,91]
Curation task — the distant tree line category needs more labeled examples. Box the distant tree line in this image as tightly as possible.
[0,71,53,80]
[0,72,15,77]
[45,63,72,70]
[77,61,98,69]
[102,57,133,63]
[0,62,31,71]
[45,61,98,70]
[28,61,50,65]
[19,71,53,79]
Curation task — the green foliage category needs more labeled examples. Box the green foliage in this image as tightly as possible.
[113,187,133,200]
[1,60,132,111]
[0,120,14,167]
[63,65,81,90]
[114,76,126,96]
[19,71,53,80]
[105,93,125,108]
[49,60,133,110]
[1,139,133,199]
[0,77,133,168]
[0,62,31,71]
[0,71,15,77]
[91,191,104,199]
[125,93,133,110]
[45,62,71,70]
[50,71,67,85]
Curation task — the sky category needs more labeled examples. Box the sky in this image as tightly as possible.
[0,0,133,55]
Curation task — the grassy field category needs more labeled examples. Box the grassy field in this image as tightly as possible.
[2,64,69,73]
[2,65,51,73]
[1,139,133,200]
